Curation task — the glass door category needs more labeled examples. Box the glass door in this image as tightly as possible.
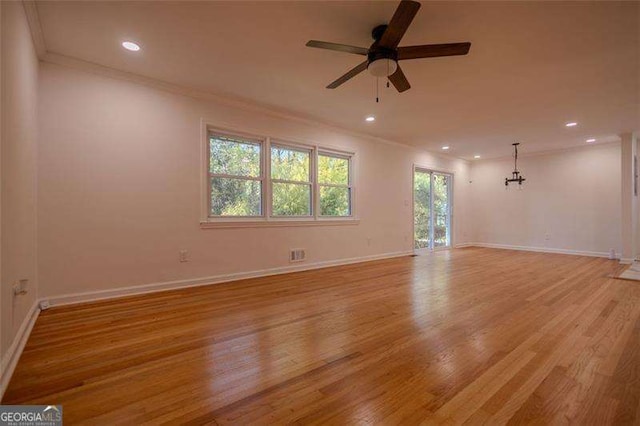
[414,168,452,251]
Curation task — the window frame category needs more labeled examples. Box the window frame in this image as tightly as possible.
[269,142,314,219]
[201,123,357,228]
[207,130,266,219]
[317,151,353,218]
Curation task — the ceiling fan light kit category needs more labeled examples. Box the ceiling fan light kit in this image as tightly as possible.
[306,0,471,95]
[368,58,398,77]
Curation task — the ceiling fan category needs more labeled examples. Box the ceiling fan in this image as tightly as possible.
[306,0,471,93]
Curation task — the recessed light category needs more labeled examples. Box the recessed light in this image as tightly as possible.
[586,138,596,143]
[122,41,141,52]
[365,116,375,122]
[474,155,481,159]
[442,146,450,150]
[565,122,578,127]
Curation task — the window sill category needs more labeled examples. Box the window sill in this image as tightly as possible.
[200,218,360,229]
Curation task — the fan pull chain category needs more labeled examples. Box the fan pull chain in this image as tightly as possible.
[386,61,390,88]
[376,77,379,103]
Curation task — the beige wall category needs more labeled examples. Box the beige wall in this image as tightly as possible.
[1,1,39,367]
[36,60,626,301]
[470,143,622,256]
[37,62,472,299]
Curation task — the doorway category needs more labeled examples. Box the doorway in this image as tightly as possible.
[413,167,453,252]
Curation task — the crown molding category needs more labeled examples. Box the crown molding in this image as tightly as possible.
[19,0,634,166]
[24,0,466,164]
[473,139,621,163]
[43,52,458,158]
[22,1,46,57]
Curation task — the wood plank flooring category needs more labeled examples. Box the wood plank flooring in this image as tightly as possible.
[3,247,640,424]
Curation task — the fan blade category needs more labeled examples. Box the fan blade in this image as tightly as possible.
[388,65,410,92]
[306,40,368,56]
[327,61,369,88]
[378,0,421,49]
[398,42,471,60]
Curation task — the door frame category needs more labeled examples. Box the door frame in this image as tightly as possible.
[412,164,455,254]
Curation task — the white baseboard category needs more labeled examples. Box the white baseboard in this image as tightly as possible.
[48,243,605,308]
[3,251,412,396]
[0,244,612,399]
[467,242,613,258]
[454,243,474,248]
[619,258,635,264]
[44,250,414,308]
[0,301,40,400]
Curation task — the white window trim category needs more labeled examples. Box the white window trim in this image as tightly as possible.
[200,121,359,228]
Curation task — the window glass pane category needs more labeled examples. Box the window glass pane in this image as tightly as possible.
[320,186,350,216]
[318,154,349,185]
[272,183,311,216]
[210,177,261,216]
[413,171,431,249]
[433,173,450,247]
[271,146,310,182]
[210,135,261,177]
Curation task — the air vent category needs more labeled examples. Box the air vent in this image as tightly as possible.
[290,248,306,263]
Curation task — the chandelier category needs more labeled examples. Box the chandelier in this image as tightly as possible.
[505,143,526,186]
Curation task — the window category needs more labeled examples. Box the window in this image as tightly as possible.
[271,145,312,216]
[209,133,263,216]
[318,153,351,216]
[205,127,355,225]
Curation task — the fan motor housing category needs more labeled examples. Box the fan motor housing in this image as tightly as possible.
[369,25,398,65]
[371,25,388,41]
[368,48,398,64]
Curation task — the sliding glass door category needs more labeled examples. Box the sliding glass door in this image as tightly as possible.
[414,168,452,251]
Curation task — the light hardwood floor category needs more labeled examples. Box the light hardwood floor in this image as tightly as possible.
[3,248,640,424]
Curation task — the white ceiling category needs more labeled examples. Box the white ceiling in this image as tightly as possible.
[34,1,639,159]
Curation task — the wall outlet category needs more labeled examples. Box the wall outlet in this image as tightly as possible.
[13,279,28,296]
[544,233,551,241]
[290,248,306,263]
[367,237,372,246]
[179,250,189,263]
